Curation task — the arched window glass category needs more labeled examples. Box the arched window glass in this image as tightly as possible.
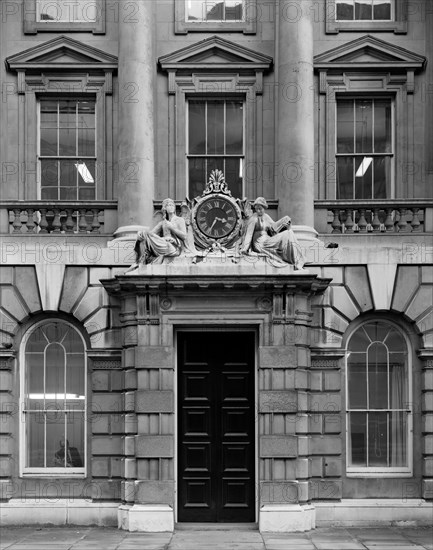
[346,320,412,475]
[21,321,86,475]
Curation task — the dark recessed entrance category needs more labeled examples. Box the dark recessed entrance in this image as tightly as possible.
[177,331,255,522]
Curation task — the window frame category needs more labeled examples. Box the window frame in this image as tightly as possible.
[24,0,105,34]
[37,97,98,201]
[175,0,256,34]
[325,0,407,33]
[345,319,413,477]
[19,320,88,478]
[335,95,395,200]
[186,98,246,198]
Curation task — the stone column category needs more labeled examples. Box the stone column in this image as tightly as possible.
[115,0,155,238]
[277,1,315,229]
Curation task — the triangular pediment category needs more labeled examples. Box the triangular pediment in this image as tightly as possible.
[159,36,272,71]
[6,36,117,71]
[314,35,426,70]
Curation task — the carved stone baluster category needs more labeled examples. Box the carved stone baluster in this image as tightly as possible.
[371,208,381,232]
[331,209,342,234]
[397,207,407,232]
[91,209,101,233]
[26,208,36,233]
[39,209,49,233]
[384,208,394,232]
[78,209,88,233]
[344,209,354,233]
[65,209,75,233]
[411,208,421,232]
[357,209,368,232]
[13,209,22,233]
[52,208,62,233]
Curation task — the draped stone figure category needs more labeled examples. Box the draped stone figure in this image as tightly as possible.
[240,197,305,269]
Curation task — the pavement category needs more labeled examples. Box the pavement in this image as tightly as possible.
[0,526,432,550]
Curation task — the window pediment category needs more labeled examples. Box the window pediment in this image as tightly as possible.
[159,36,272,72]
[6,36,118,72]
[314,35,426,71]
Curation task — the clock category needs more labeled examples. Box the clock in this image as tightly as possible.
[192,193,242,247]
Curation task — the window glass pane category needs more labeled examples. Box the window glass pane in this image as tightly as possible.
[40,101,58,127]
[37,0,97,22]
[49,416,67,467]
[63,329,84,353]
[77,102,95,128]
[349,327,371,351]
[60,160,77,188]
[45,343,65,411]
[66,412,85,466]
[41,160,58,188]
[41,187,59,200]
[74,0,97,22]
[60,187,78,200]
[354,156,372,199]
[336,157,353,199]
[368,412,388,466]
[59,128,76,156]
[27,412,45,467]
[367,345,388,409]
[66,353,85,397]
[27,327,48,352]
[59,101,76,128]
[77,160,96,186]
[374,100,392,153]
[348,359,367,409]
[355,0,373,19]
[225,0,243,20]
[206,1,224,20]
[207,156,225,176]
[383,328,405,351]
[187,0,206,20]
[374,0,391,20]
[337,0,354,20]
[355,100,373,153]
[373,157,391,199]
[78,188,96,200]
[207,102,224,154]
[26,353,44,409]
[350,412,367,466]
[224,157,243,197]
[225,101,243,154]
[363,322,390,343]
[189,102,206,154]
[40,128,58,156]
[78,129,95,156]
[337,101,354,154]
[189,158,206,199]
[390,411,407,466]
[389,356,408,407]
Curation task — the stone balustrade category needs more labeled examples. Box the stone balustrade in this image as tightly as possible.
[3,201,117,234]
[315,200,433,234]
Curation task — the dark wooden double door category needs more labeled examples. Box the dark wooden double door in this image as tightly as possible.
[178,331,255,522]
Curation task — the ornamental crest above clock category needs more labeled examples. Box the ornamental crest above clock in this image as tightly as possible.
[191,170,242,249]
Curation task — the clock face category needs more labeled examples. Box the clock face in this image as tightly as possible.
[195,196,238,239]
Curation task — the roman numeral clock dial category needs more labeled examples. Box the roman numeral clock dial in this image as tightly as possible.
[193,194,241,248]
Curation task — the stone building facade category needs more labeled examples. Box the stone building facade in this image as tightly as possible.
[0,0,432,532]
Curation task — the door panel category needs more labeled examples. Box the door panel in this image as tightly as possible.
[178,332,255,522]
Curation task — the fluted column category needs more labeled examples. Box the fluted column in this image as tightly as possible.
[277,1,315,228]
[115,0,155,237]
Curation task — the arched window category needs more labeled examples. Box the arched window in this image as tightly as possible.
[346,320,412,475]
[21,321,86,475]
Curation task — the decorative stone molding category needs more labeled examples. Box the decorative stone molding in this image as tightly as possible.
[88,350,122,370]
[91,360,122,370]
[310,349,345,369]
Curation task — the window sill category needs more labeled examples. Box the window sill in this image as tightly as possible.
[175,20,255,34]
[21,470,86,477]
[326,20,407,34]
[346,471,412,478]
[24,21,104,34]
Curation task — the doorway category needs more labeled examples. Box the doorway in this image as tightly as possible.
[177,331,256,522]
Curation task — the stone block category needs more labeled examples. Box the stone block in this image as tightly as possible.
[123,480,136,503]
[323,267,344,284]
[297,436,309,456]
[125,369,137,390]
[297,481,309,502]
[324,457,342,477]
[309,479,342,500]
[110,457,122,478]
[406,287,433,321]
[91,436,123,456]
[295,414,308,434]
[91,371,109,391]
[74,287,104,321]
[259,391,297,414]
[0,456,12,477]
[111,371,124,391]
[345,266,373,312]
[309,393,341,412]
[92,458,109,478]
[135,436,174,458]
[0,415,14,434]
[124,458,137,479]
[92,393,124,414]
[324,414,342,434]
[0,393,13,412]
[91,480,121,501]
[124,436,135,456]
[90,268,111,285]
[297,392,308,412]
[136,391,174,413]
[0,267,13,284]
[135,347,173,369]
[310,435,342,455]
[296,348,309,369]
[124,349,136,369]
[110,415,125,434]
[422,267,433,284]
[0,288,27,321]
[91,415,109,434]
[423,414,433,433]
[295,369,308,390]
[135,481,175,505]
[0,436,14,455]
[308,414,323,434]
[310,457,323,477]
[260,436,297,458]
[392,266,420,312]
[125,392,135,413]
[423,392,433,411]
[423,457,433,477]
[331,286,359,321]
[125,414,138,434]
[296,458,310,479]
[424,434,433,455]
[260,482,299,504]
[323,308,348,335]
[422,479,433,500]
[59,267,88,313]
[310,372,322,391]
[323,371,341,391]
[259,346,296,368]
[14,267,41,313]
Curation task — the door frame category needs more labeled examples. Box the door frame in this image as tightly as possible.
[174,326,259,524]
